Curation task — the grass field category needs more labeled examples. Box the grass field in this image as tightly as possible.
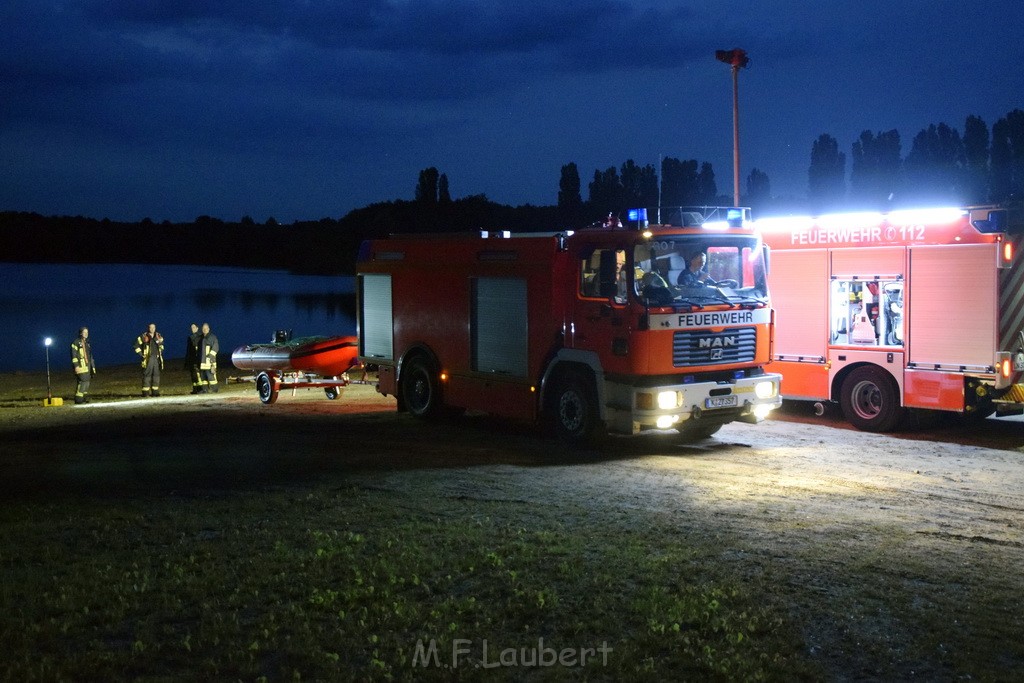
[4,365,1023,680]
[0,484,815,681]
[0,364,820,680]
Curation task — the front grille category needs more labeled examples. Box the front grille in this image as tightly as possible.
[673,327,757,366]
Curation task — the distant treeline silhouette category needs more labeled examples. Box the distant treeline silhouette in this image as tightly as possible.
[0,196,570,275]
[5,108,1021,274]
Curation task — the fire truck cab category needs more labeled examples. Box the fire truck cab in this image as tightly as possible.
[759,205,1024,431]
[356,207,781,443]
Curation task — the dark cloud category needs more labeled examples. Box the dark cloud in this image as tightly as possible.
[1,0,1022,221]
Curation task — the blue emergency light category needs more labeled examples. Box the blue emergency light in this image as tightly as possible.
[726,208,744,227]
[627,208,648,222]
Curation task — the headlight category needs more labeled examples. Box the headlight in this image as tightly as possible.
[657,391,680,409]
[754,381,776,399]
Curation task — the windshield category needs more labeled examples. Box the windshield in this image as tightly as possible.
[632,235,768,308]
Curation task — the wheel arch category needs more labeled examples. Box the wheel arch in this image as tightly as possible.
[539,349,605,421]
[395,343,443,412]
[830,361,901,405]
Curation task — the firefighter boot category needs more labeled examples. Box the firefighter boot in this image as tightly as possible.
[152,388,161,397]
[142,389,151,398]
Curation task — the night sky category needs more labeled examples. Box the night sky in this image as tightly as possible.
[2,1,1022,223]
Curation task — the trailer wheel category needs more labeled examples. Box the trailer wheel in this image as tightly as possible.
[256,372,279,405]
[401,356,441,418]
[551,375,600,445]
[840,366,903,432]
[324,386,341,400]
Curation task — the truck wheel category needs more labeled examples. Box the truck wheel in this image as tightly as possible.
[401,356,441,418]
[551,375,600,444]
[324,386,341,400]
[256,372,279,405]
[840,366,903,432]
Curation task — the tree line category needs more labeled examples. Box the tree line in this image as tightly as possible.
[3,107,1021,274]
[807,109,1024,211]
[419,106,1024,225]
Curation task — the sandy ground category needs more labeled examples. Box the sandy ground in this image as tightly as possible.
[2,380,1024,677]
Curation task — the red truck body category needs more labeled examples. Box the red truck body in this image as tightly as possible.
[356,208,782,441]
[759,205,1024,430]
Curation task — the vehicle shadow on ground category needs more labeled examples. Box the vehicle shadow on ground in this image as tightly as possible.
[0,407,735,501]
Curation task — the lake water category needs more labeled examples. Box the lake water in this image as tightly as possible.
[0,263,356,373]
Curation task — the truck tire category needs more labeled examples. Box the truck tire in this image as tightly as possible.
[401,356,441,418]
[256,372,279,405]
[840,366,903,432]
[551,374,600,445]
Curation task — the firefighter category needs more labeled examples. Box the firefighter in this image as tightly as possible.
[198,322,219,393]
[183,322,202,394]
[677,250,717,287]
[70,327,96,404]
[134,323,164,397]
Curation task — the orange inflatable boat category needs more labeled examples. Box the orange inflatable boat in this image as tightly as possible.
[231,334,361,404]
[231,335,360,377]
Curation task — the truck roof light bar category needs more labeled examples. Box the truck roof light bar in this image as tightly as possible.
[631,206,751,229]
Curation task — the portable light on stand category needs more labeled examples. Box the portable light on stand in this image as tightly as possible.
[42,337,63,407]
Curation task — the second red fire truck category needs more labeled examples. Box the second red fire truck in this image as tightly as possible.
[356,207,782,443]
[759,205,1024,431]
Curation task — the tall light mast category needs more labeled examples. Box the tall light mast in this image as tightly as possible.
[715,48,750,206]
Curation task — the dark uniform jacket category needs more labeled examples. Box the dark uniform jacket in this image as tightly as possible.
[184,331,202,369]
[71,338,96,375]
[200,333,219,370]
[135,332,164,369]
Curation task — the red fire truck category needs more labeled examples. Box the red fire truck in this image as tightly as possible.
[355,207,782,443]
[759,205,1024,431]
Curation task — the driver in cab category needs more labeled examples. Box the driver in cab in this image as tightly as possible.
[677,250,717,288]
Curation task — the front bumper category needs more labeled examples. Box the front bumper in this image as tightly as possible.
[604,373,783,435]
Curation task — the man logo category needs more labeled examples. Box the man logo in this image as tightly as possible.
[699,335,737,361]
[698,336,738,349]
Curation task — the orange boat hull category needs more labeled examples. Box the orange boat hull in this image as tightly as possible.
[231,335,359,377]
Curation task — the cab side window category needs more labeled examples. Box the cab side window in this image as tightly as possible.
[580,250,601,297]
[580,248,626,301]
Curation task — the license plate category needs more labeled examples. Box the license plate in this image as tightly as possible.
[705,395,737,409]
